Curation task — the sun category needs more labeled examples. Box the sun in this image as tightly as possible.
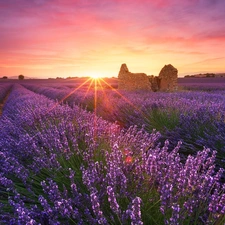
[88,72,104,80]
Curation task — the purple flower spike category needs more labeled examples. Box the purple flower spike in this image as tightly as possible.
[130,196,143,225]
[107,186,120,214]
[90,190,107,224]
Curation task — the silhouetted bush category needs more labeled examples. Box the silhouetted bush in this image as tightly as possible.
[18,74,24,80]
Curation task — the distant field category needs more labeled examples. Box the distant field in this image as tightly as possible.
[178,77,225,90]
[178,77,225,83]
[1,77,225,90]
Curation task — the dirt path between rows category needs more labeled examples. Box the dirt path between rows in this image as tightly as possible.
[0,91,11,116]
[0,103,3,115]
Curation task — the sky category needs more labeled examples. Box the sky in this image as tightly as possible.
[0,0,225,78]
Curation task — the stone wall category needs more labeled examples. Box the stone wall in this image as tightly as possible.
[158,64,178,91]
[148,76,160,92]
[118,64,152,91]
[118,63,178,92]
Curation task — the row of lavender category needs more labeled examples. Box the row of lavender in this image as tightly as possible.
[178,77,225,92]
[0,84,12,102]
[0,84,224,224]
[23,83,225,176]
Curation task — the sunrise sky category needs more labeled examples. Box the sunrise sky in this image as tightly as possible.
[1,0,225,78]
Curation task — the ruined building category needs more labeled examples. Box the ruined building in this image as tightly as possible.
[118,64,152,91]
[158,64,178,91]
[118,63,178,91]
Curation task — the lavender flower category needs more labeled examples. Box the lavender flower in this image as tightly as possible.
[107,186,120,214]
[90,190,107,224]
[130,197,143,225]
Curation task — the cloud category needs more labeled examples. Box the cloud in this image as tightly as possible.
[184,57,225,66]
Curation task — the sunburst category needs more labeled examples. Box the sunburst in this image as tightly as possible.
[27,75,148,143]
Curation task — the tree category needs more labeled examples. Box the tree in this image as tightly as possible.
[2,76,8,79]
[18,74,24,80]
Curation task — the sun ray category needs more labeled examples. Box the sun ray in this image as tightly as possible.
[98,78,148,120]
[46,77,92,114]
[24,77,96,143]
[82,78,94,101]
[96,79,113,116]
[93,78,98,140]
[23,77,149,145]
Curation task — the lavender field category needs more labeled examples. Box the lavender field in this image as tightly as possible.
[0,78,225,224]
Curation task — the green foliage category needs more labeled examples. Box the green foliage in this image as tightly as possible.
[143,108,180,134]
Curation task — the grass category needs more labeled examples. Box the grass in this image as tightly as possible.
[143,107,180,134]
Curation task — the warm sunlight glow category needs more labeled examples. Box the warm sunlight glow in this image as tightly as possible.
[1,1,225,78]
[88,72,104,79]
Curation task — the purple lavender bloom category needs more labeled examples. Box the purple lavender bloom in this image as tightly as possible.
[168,203,181,225]
[130,197,143,225]
[107,186,120,214]
[90,190,107,224]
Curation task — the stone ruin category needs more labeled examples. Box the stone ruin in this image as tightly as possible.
[158,64,178,91]
[118,63,178,92]
[118,64,151,91]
